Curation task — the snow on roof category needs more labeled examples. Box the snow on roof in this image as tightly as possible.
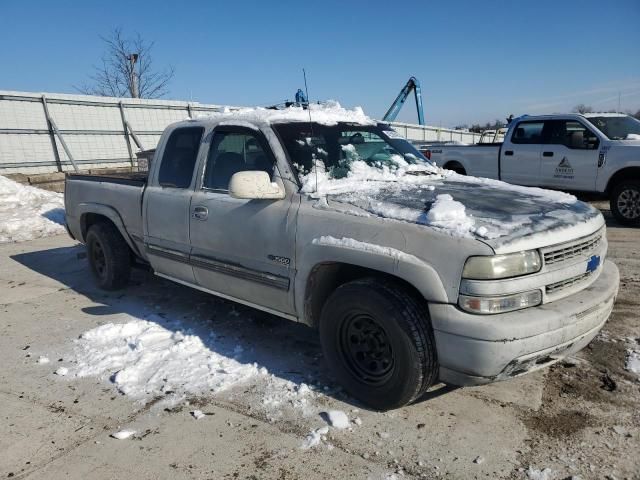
[193,100,376,127]
[582,112,628,118]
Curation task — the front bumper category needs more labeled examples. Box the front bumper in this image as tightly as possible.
[429,260,619,386]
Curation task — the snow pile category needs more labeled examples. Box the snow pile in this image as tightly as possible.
[625,350,640,377]
[526,466,553,480]
[196,100,375,127]
[69,314,311,405]
[191,410,205,420]
[625,133,640,140]
[0,175,65,243]
[300,158,440,195]
[312,236,422,264]
[425,194,475,237]
[322,410,350,429]
[111,430,136,440]
[300,426,329,450]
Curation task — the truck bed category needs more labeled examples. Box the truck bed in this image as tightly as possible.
[64,172,147,259]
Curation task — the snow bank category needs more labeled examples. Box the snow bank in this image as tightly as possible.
[196,100,375,127]
[0,175,65,243]
[626,133,640,140]
[69,314,311,407]
[312,236,422,263]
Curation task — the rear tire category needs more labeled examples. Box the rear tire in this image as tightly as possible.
[86,222,131,290]
[445,162,466,175]
[319,278,438,410]
[610,181,640,226]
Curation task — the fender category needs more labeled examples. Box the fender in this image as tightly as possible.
[294,240,450,326]
[77,202,142,257]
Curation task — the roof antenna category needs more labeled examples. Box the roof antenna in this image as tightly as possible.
[302,68,318,193]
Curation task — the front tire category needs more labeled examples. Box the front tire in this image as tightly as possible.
[319,278,438,410]
[86,222,131,290]
[610,181,640,226]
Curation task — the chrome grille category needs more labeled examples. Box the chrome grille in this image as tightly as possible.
[543,231,603,265]
[546,271,594,294]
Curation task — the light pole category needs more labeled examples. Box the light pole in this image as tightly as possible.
[127,53,139,98]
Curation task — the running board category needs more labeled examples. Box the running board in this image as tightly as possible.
[154,272,298,322]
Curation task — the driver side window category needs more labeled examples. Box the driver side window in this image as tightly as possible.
[203,130,275,191]
[546,121,599,150]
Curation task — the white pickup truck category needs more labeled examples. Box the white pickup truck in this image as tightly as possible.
[424,113,640,225]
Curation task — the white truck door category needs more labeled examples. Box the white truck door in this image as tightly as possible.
[143,126,205,284]
[539,120,599,191]
[188,126,297,316]
[500,120,543,186]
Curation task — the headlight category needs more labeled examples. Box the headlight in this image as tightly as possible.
[459,290,542,314]
[462,251,541,280]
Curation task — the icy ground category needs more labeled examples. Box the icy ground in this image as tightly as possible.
[0,175,65,243]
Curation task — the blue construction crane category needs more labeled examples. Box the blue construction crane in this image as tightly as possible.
[382,77,425,125]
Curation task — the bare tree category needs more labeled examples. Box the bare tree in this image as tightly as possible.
[76,28,174,99]
[572,104,593,114]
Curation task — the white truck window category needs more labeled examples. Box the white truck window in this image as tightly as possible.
[511,122,544,144]
[546,121,599,150]
[157,127,204,188]
[203,131,274,190]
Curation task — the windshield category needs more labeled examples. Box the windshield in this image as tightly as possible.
[586,115,640,140]
[273,123,431,182]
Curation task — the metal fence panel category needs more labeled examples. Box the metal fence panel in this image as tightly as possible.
[0,90,485,174]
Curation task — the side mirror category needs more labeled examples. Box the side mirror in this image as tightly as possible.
[228,171,285,200]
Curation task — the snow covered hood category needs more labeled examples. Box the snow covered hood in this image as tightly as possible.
[305,163,603,254]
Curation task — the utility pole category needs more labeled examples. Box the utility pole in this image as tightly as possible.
[127,53,139,98]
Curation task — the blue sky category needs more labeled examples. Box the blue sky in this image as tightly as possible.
[1,0,639,126]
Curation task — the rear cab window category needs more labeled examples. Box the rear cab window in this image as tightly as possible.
[510,121,544,144]
[158,126,205,188]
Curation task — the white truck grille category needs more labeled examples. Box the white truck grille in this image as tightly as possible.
[540,227,606,300]
[546,271,594,295]
[543,229,603,265]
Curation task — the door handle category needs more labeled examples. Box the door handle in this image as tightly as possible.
[192,206,208,220]
[543,151,554,157]
[504,150,513,156]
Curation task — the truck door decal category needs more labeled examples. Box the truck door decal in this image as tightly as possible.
[554,157,574,179]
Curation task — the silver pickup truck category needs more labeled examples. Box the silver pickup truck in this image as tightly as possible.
[64,105,619,410]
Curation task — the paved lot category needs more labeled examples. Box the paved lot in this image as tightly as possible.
[1,202,639,480]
